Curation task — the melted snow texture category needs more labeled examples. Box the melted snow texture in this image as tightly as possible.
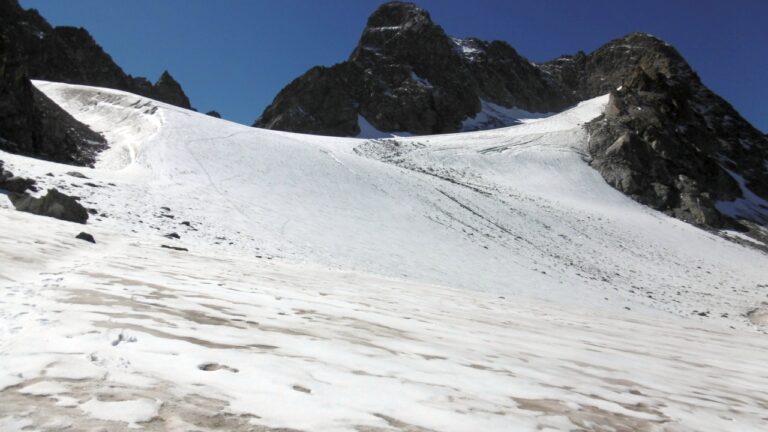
[1,209,767,431]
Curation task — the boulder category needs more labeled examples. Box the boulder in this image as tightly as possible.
[10,188,89,223]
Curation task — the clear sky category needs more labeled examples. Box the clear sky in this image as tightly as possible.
[20,0,768,132]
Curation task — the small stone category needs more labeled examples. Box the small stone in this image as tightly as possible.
[75,232,95,243]
[66,171,89,179]
[161,244,188,252]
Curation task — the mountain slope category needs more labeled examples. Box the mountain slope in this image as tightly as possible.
[254,2,768,232]
[0,81,767,431]
[2,80,764,329]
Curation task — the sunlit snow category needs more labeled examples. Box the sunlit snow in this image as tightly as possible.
[0,81,767,431]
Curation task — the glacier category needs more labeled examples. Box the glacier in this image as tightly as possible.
[0,81,767,431]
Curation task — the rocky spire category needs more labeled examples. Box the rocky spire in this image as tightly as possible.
[153,70,192,109]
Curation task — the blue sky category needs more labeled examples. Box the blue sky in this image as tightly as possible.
[21,0,768,132]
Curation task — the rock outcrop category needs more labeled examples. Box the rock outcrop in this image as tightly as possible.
[256,1,768,231]
[585,49,768,229]
[10,188,89,224]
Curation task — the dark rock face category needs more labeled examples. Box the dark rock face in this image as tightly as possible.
[582,37,768,229]
[10,188,89,224]
[206,110,222,118]
[256,2,768,231]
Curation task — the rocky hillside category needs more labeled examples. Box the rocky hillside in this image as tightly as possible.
[0,0,192,109]
[1,0,106,166]
[256,1,768,231]
[0,0,192,166]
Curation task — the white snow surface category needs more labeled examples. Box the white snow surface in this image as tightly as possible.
[0,81,767,430]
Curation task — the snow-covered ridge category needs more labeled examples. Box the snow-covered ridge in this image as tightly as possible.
[4,81,767,332]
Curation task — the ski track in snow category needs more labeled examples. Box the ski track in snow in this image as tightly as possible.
[0,81,767,430]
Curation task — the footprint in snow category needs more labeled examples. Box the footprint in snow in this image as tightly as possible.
[198,363,239,373]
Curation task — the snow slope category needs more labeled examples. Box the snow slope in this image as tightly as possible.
[1,80,767,430]
[1,208,768,431]
[3,80,762,327]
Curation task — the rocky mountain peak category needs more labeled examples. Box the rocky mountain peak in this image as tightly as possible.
[153,70,192,109]
[363,1,432,30]
[350,1,459,72]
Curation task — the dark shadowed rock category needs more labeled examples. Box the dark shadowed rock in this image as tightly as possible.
[206,110,222,118]
[75,231,95,243]
[10,188,89,223]
[152,71,192,109]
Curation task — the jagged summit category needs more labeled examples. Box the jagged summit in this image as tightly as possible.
[255,11,692,139]
[152,70,192,110]
[358,1,432,32]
